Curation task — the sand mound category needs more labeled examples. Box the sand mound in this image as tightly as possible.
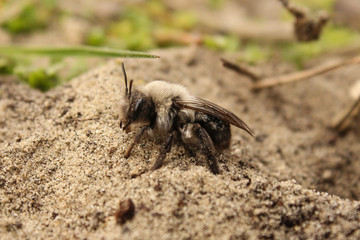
[1,48,360,239]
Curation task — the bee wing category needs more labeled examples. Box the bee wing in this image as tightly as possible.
[176,97,254,136]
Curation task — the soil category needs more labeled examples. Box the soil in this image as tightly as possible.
[1,47,360,239]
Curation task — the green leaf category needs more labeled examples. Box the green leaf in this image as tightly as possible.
[203,35,240,52]
[0,57,15,74]
[14,66,58,92]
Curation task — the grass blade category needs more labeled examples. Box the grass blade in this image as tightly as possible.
[0,45,160,58]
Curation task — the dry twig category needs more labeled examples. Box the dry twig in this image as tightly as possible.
[252,55,360,90]
[330,96,360,132]
[220,58,261,81]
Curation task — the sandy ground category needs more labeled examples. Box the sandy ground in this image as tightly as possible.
[1,47,360,239]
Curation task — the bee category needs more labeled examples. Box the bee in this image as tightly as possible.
[119,63,253,174]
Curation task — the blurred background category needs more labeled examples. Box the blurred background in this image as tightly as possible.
[0,0,359,91]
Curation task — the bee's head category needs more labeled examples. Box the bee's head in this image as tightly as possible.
[119,63,155,132]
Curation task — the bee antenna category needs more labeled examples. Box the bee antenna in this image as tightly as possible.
[128,79,133,99]
[121,62,128,96]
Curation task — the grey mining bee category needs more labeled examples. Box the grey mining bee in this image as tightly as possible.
[119,63,253,174]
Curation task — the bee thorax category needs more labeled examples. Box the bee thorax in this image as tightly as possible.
[142,81,196,132]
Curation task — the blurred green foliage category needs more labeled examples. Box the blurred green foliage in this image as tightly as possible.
[292,0,337,12]
[92,1,197,50]
[203,35,239,52]
[281,24,360,67]
[0,58,15,74]
[87,0,360,67]
[14,65,59,91]
[85,27,106,46]
[106,7,156,50]
[1,0,57,34]
[1,0,360,91]
[0,44,158,91]
[239,43,273,65]
[237,24,360,67]
[207,0,225,9]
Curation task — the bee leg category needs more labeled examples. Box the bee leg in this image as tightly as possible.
[183,144,196,157]
[194,124,220,175]
[151,131,177,170]
[177,134,195,157]
[124,125,150,158]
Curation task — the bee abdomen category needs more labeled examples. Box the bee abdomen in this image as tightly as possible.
[195,113,231,151]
